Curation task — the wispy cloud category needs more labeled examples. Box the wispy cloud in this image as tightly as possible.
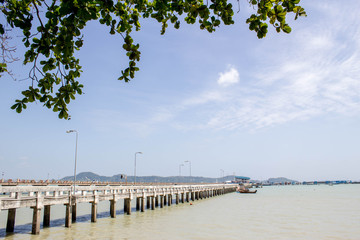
[88,2,360,134]
[217,66,240,87]
[148,2,360,131]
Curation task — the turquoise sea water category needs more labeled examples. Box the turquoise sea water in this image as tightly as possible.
[1,184,360,239]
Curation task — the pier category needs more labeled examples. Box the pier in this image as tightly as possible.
[0,183,236,235]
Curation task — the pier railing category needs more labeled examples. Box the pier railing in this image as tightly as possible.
[0,183,237,235]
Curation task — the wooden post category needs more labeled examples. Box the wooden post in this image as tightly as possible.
[181,193,184,203]
[65,204,71,228]
[186,192,189,202]
[91,202,97,222]
[31,207,41,235]
[110,200,116,218]
[176,194,179,204]
[72,203,77,223]
[6,208,16,232]
[43,205,51,227]
[191,192,195,201]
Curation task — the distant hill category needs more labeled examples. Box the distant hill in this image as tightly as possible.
[267,177,298,183]
[61,172,298,184]
[61,172,236,183]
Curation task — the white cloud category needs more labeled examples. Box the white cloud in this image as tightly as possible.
[217,66,240,87]
[154,2,360,131]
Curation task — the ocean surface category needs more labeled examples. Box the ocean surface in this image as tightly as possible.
[1,184,359,239]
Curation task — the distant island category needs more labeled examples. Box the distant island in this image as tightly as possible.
[61,172,298,184]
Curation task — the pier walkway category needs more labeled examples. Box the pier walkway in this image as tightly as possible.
[0,183,236,235]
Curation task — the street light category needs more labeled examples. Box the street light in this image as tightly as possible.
[134,152,142,184]
[66,130,78,195]
[179,164,184,176]
[184,161,192,177]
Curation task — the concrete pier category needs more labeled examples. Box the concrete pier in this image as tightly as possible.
[31,207,41,234]
[6,208,16,232]
[0,183,237,235]
[43,205,51,227]
[110,200,116,218]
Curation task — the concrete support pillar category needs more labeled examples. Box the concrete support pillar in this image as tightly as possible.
[151,196,155,210]
[199,191,203,199]
[186,192,189,202]
[72,203,77,223]
[176,194,179,204]
[91,202,97,222]
[181,193,184,203]
[191,192,195,201]
[43,205,51,227]
[6,208,16,233]
[31,207,41,235]
[168,194,172,206]
[65,204,71,228]
[163,194,167,205]
[155,195,159,207]
[147,196,151,209]
[136,197,140,211]
[110,200,116,218]
[160,196,164,208]
[125,198,131,215]
[195,192,199,200]
[141,197,145,212]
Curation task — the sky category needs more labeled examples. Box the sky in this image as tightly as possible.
[1,0,360,181]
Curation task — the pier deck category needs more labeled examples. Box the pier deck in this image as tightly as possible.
[1,183,236,235]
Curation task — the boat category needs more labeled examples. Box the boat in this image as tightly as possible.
[236,185,257,194]
[238,189,257,194]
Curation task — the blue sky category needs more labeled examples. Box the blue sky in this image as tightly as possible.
[1,0,360,181]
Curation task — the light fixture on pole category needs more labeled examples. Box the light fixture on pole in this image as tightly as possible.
[66,130,78,195]
[220,169,224,179]
[134,152,142,184]
[184,160,191,177]
[179,164,184,176]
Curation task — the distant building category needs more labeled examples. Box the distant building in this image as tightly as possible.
[234,176,250,183]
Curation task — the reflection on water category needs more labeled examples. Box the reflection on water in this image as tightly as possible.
[1,185,359,239]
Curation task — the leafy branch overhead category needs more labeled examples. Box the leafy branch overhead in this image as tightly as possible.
[0,0,306,119]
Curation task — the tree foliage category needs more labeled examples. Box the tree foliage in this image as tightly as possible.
[0,0,306,119]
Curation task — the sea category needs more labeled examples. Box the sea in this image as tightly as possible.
[1,184,359,239]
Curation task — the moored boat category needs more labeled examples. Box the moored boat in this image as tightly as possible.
[238,189,257,194]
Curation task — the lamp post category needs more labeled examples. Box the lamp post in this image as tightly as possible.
[66,130,78,195]
[134,152,142,184]
[179,164,184,176]
[220,169,224,180]
[184,161,191,177]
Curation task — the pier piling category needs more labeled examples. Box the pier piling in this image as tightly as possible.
[6,208,16,233]
[43,205,51,227]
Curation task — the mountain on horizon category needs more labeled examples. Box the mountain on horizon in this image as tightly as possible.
[61,172,236,183]
[61,172,298,184]
[267,177,298,183]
